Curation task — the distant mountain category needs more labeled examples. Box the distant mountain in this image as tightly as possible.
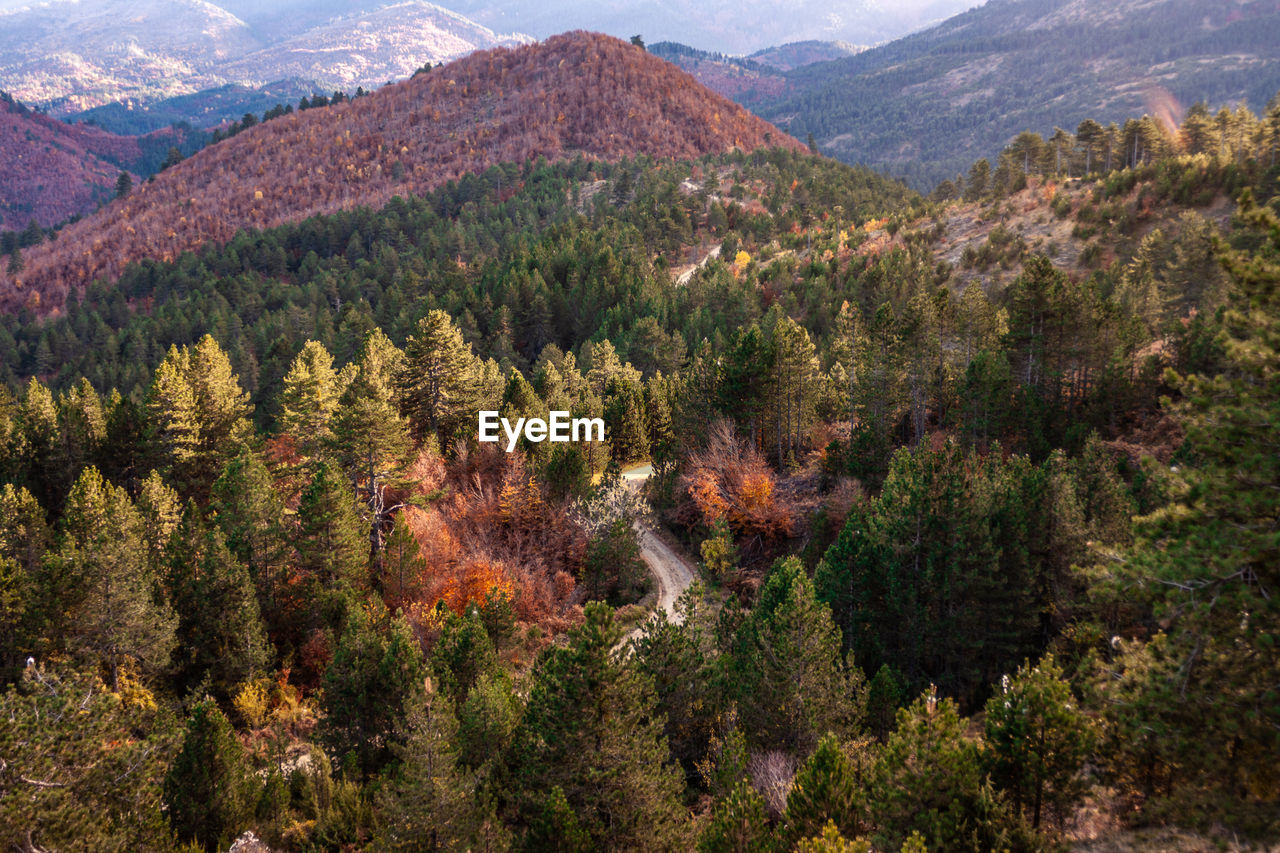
[220,2,533,91]
[0,92,204,229]
[748,41,865,72]
[732,0,1280,188]
[0,32,804,313]
[646,39,867,102]
[0,0,259,113]
[0,0,529,115]
[648,43,789,101]
[439,0,978,54]
[66,80,319,136]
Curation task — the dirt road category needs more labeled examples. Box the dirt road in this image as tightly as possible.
[620,464,698,629]
[634,524,697,624]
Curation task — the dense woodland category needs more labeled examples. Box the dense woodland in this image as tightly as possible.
[1,67,1279,853]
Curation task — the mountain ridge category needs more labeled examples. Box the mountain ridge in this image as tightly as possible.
[663,0,1280,188]
[0,0,529,114]
[0,32,804,314]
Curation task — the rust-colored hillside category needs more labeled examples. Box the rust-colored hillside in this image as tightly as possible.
[0,32,802,314]
[0,96,139,230]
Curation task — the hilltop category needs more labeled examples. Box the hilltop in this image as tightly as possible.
[0,32,803,314]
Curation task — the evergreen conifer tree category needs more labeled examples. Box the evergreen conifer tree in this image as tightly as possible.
[164,700,256,851]
[165,503,272,699]
[733,557,862,754]
[397,309,481,442]
[507,602,688,851]
[48,467,177,689]
[783,734,866,844]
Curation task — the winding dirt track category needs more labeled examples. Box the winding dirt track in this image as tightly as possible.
[634,524,697,624]
[621,464,698,636]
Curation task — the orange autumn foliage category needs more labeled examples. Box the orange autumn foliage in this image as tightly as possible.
[435,559,514,614]
[393,443,587,633]
[678,420,794,541]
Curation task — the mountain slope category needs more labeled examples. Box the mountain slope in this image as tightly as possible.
[748,41,865,71]
[0,32,803,314]
[0,92,204,229]
[698,0,1280,187]
[0,94,125,229]
[66,80,319,136]
[648,43,789,101]
[0,0,528,115]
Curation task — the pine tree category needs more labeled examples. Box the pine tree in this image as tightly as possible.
[964,159,990,201]
[732,557,862,754]
[794,822,873,853]
[278,339,346,460]
[767,316,817,466]
[719,324,770,448]
[1075,119,1103,175]
[165,503,272,700]
[457,671,522,772]
[163,699,257,851]
[631,597,720,781]
[0,555,28,680]
[430,605,499,706]
[320,603,425,777]
[603,377,650,465]
[48,467,177,689]
[380,511,426,604]
[984,655,1094,830]
[376,687,503,851]
[864,664,905,742]
[14,378,64,512]
[783,734,867,844]
[330,330,413,576]
[57,377,106,476]
[296,459,367,589]
[644,377,676,463]
[0,482,49,586]
[135,470,181,576]
[209,450,288,611]
[697,778,774,853]
[1,666,177,852]
[1095,195,1280,818]
[146,336,252,499]
[816,445,1042,704]
[507,602,688,851]
[500,367,544,428]
[397,309,481,442]
[869,689,1020,853]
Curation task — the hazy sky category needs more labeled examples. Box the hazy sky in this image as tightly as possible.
[0,0,984,54]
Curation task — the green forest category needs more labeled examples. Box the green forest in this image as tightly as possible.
[1,101,1278,852]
